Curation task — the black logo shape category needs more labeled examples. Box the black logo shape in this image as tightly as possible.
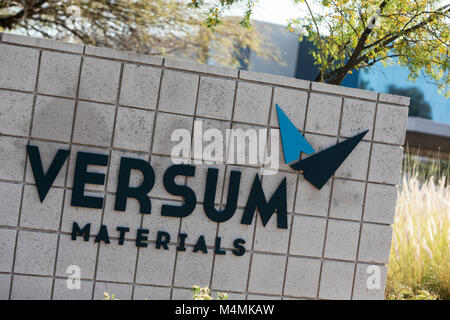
[290,130,369,189]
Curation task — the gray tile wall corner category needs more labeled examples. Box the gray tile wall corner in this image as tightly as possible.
[0,34,408,300]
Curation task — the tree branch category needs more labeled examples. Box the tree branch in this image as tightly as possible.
[0,9,25,29]
[328,0,389,84]
[364,4,449,50]
[304,0,326,82]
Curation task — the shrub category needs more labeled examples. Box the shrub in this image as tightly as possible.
[192,286,228,300]
[386,153,449,300]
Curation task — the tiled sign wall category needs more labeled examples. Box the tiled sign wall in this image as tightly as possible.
[0,33,409,300]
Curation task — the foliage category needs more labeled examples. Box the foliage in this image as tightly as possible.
[386,154,449,300]
[0,0,275,68]
[102,287,229,301]
[193,0,450,95]
[386,284,439,300]
[192,286,229,300]
[402,150,450,185]
[189,0,258,29]
[103,292,118,300]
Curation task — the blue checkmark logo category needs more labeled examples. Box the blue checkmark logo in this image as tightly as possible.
[276,104,368,190]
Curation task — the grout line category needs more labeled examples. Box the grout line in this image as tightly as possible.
[9,50,42,299]
[350,93,380,299]
[0,211,394,247]
[129,64,164,300]
[0,131,398,162]
[0,121,401,149]
[112,63,138,299]
[281,174,299,296]
[49,46,85,299]
[71,46,101,300]
[281,80,311,297]
[302,82,312,134]
[87,58,112,300]
[315,96,345,299]
[0,36,409,107]
[0,50,389,106]
[208,210,222,291]
[169,68,201,299]
[0,268,321,299]
[0,239,386,269]
[169,210,183,299]
[0,89,405,149]
[0,34,390,104]
[260,86,287,299]
[314,174,333,298]
[0,179,396,227]
[89,56,125,300]
[0,170,397,195]
[149,65,164,158]
[0,268,352,300]
[63,46,99,300]
[243,84,276,298]
[8,49,43,300]
[132,208,145,301]
[192,76,225,291]
[224,75,254,299]
[155,69,177,300]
